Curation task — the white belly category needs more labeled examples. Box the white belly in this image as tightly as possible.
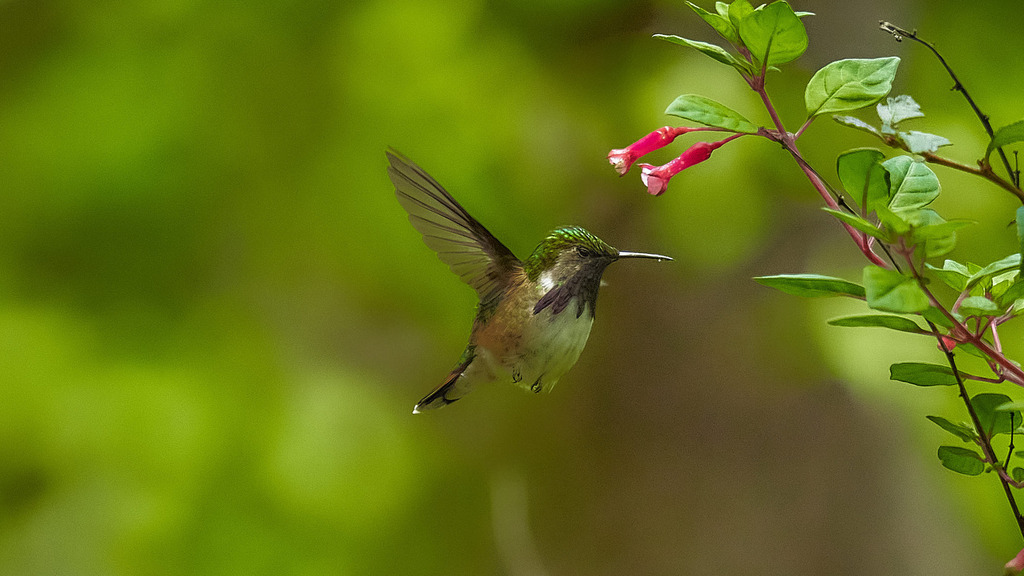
[512,302,594,393]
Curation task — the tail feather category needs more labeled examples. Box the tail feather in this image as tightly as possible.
[413,356,472,414]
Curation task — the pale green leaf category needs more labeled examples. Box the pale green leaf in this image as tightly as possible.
[883,156,940,211]
[836,148,888,211]
[736,0,808,67]
[876,94,924,126]
[665,94,757,132]
[753,274,865,298]
[937,445,985,475]
[863,265,929,313]
[805,57,901,117]
[828,314,926,333]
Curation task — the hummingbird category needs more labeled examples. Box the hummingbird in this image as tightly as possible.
[386,149,671,413]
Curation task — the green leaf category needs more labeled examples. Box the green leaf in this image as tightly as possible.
[828,314,927,333]
[899,131,952,154]
[715,2,730,18]
[890,362,957,386]
[921,306,954,329]
[997,279,1024,307]
[728,0,755,30]
[987,119,1024,159]
[904,210,966,258]
[805,57,901,118]
[972,393,1020,436]
[966,253,1022,290]
[926,260,970,292]
[654,35,752,74]
[876,94,924,126]
[1013,467,1024,483]
[833,115,884,139]
[863,265,929,313]
[685,1,741,44]
[997,401,1024,413]
[736,1,808,67]
[753,273,865,298]
[821,208,889,241]
[836,148,889,211]
[1017,205,1024,277]
[958,296,1000,317]
[926,415,976,442]
[937,446,985,475]
[908,217,973,240]
[874,203,910,235]
[664,94,758,132]
[883,156,940,211]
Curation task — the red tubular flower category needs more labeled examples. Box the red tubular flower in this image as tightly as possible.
[607,126,695,175]
[638,139,723,196]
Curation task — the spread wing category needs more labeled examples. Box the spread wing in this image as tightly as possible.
[386,149,521,301]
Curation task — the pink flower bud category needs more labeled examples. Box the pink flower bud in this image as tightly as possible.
[938,335,958,351]
[637,140,719,196]
[607,126,694,175]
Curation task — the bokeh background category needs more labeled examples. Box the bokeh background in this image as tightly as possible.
[2,0,1024,574]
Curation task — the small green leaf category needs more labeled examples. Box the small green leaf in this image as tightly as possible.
[715,2,730,18]
[863,265,929,313]
[997,279,1024,307]
[805,57,901,118]
[908,218,973,240]
[874,204,910,235]
[685,1,741,44]
[821,208,889,241]
[965,253,1022,290]
[926,415,976,442]
[883,156,940,211]
[828,314,927,333]
[890,362,957,386]
[921,306,954,329]
[665,94,757,132]
[926,260,970,292]
[987,119,1024,159]
[753,274,865,298]
[972,393,1020,436]
[904,210,965,258]
[1013,467,1024,483]
[654,35,750,72]
[958,296,1000,317]
[736,1,808,67]
[728,0,755,30]
[937,445,985,475]
[899,131,952,154]
[1017,205,1024,277]
[877,94,924,126]
[833,115,884,139]
[836,148,889,211]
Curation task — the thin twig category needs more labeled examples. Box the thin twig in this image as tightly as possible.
[938,329,1024,539]
[879,22,1020,189]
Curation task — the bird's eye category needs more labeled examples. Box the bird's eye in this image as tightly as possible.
[576,246,594,258]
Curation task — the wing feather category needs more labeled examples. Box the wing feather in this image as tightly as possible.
[387,149,521,300]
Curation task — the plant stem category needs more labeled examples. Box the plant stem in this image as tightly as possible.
[751,80,889,267]
[880,133,1024,202]
[905,255,1024,386]
[880,22,1020,190]
[935,328,1024,539]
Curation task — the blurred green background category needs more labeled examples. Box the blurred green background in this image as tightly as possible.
[2,0,1024,574]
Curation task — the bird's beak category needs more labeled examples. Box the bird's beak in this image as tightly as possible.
[617,251,673,262]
